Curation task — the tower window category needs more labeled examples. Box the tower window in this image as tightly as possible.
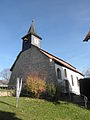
[71,75,74,86]
[57,68,62,80]
[64,69,67,77]
[24,38,28,40]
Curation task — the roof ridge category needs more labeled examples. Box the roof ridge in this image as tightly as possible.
[40,48,84,76]
[40,48,76,69]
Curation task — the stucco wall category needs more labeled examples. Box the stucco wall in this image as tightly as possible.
[55,63,84,95]
[9,45,57,86]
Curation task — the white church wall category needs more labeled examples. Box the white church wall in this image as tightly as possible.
[55,63,84,95]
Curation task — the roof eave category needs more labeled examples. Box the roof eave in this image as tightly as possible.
[54,60,84,76]
[22,33,42,40]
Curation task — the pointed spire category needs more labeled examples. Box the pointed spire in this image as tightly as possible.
[28,20,36,34]
[22,20,42,40]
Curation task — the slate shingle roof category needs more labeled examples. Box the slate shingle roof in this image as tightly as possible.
[10,45,84,76]
[40,48,84,76]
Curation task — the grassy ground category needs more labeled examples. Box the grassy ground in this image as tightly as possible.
[0,97,90,120]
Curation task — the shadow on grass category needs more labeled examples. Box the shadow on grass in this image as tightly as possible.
[0,100,15,108]
[0,110,21,120]
[42,95,61,105]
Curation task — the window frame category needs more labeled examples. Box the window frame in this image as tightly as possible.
[76,77,80,87]
[64,69,67,77]
[71,75,74,86]
[57,68,62,80]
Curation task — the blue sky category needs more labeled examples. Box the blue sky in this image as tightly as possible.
[0,0,90,73]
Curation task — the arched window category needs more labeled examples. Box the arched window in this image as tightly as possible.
[76,77,80,86]
[71,75,74,86]
[57,68,62,80]
[64,69,67,77]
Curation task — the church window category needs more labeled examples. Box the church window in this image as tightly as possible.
[64,69,67,77]
[24,37,28,41]
[76,77,80,86]
[57,68,62,80]
[71,75,74,86]
[65,80,69,92]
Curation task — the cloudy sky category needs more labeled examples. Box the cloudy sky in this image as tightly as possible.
[0,0,90,72]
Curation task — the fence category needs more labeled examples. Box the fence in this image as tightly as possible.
[0,85,16,97]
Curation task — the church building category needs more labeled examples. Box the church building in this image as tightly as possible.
[9,21,84,95]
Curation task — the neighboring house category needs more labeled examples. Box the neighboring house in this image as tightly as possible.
[83,31,90,42]
[9,21,84,95]
[79,78,90,99]
[0,80,9,88]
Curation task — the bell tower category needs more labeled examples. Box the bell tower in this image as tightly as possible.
[22,20,42,51]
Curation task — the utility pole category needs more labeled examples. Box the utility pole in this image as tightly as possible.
[16,78,22,108]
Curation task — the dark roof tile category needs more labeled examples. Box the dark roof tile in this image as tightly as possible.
[10,45,84,76]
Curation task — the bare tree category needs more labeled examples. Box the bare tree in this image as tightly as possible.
[82,67,90,78]
[0,68,11,81]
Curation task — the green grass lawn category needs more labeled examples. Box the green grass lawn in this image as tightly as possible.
[0,97,90,120]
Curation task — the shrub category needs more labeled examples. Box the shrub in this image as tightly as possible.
[25,73,46,98]
[48,83,56,98]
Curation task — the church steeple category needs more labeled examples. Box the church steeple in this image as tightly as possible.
[28,20,36,34]
[22,21,42,51]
